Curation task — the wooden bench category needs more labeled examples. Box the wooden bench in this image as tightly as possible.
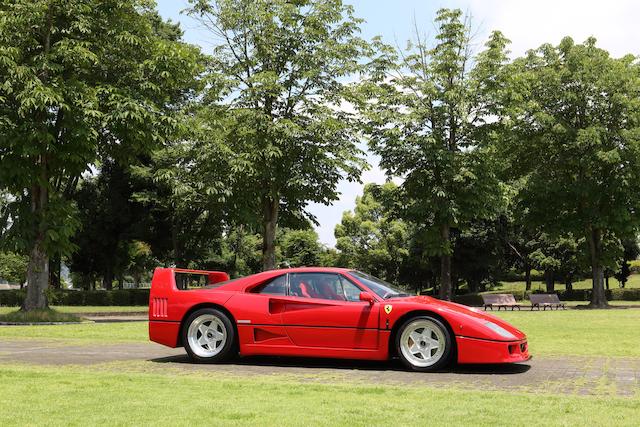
[529,293,566,310]
[481,294,521,311]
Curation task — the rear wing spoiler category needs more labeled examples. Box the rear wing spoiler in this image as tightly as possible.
[150,268,230,294]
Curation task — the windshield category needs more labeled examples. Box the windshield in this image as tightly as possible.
[349,271,411,299]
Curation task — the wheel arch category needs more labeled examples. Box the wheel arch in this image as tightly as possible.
[389,310,458,362]
[178,303,238,348]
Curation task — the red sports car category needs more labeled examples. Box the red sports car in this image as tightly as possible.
[149,267,530,371]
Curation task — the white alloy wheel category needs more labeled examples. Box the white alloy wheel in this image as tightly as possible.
[187,314,228,358]
[399,318,447,368]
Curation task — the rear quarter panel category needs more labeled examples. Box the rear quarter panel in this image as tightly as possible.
[148,268,236,347]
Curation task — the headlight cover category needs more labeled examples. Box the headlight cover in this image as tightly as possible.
[484,321,517,339]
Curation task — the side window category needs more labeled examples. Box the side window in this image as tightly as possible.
[340,276,363,302]
[289,273,361,301]
[257,275,287,295]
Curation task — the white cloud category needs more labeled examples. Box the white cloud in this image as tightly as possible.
[466,0,640,58]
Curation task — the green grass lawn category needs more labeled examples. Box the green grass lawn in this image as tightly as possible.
[0,363,637,427]
[0,321,146,343]
[493,310,640,358]
[1,309,639,359]
[0,305,147,315]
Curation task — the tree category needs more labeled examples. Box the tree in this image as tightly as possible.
[614,238,640,288]
[528,233,584,292]
[358,9,508,300]
[452,218,509,293]
[0,1,203,309]
[504,37,640,307]
[187,0,369,270]
[279,228,322,267]
[0,251,28,285]
[335,183,410,285]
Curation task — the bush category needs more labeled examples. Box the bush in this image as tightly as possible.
[0,308,81,323]
[0,289,150,307]
[453,287,640,305]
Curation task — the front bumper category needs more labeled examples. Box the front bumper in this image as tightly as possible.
[455,335,530,364]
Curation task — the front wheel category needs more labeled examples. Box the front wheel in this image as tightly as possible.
[396,316,453,371]
[182,308,235,363]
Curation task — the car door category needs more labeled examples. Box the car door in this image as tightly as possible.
[276,272,380,349]
[224,274,293,348]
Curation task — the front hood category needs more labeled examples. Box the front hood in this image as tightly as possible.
[388,295,526,341]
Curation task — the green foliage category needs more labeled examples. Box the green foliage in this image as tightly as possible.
[502,37,640,306]
[335,183,410,284]
[0,289,150,307]
[0,0,204,308]
[358,9,508,299]
[187,0,371,269]
[0,0,203,255]
[278,228,322,267]
[0,251,28,284]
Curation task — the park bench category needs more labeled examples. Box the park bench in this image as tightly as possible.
[481,294,521,311]
[529,293,566,310]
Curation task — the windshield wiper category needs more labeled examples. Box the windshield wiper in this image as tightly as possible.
[385,292,410,299]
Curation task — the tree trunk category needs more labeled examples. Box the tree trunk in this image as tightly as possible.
[261,196,279,271]
[524,267,532,292]
[544,270,555,293]
[22,171,50,310]
[22,237,49,311]
[49,253,61,289]
[438,223,452,301]
[81,275,90,291]
[566,279,573,292]
[102,267,113,291]
[587,227,607,308]
[605,274,610,290]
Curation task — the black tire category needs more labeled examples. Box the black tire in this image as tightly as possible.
[182,308,236,363]
[395,315,453,372]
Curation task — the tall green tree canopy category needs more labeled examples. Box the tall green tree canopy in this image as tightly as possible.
[503,37,640,307]
[358,9,509,300]
[335,182,410,285]
[0,0,203,309]
[187,0,370,270]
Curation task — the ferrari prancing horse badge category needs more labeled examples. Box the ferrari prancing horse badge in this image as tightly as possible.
[384,304,393,314]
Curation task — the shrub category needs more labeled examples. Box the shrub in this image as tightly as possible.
[0,308,81,323]
[0,289,150,307]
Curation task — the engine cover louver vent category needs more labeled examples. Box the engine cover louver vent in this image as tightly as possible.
[152,297,168,318]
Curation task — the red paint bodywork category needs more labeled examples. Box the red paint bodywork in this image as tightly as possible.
[148,267,530,364]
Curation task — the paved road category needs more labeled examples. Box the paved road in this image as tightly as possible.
[1,339,638,396]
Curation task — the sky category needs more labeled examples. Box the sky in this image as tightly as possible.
[156,0,640,247]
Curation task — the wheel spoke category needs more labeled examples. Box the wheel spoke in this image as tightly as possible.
[409,331,422,344]
[198,324,207,336]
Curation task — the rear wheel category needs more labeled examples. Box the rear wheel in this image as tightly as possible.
[182,308,235,363]
[396,316,452,371]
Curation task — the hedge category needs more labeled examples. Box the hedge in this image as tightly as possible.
[0,289,150,307]
[453,287,640,306]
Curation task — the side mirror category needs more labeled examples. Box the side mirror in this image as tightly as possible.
[359,292,375,305]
